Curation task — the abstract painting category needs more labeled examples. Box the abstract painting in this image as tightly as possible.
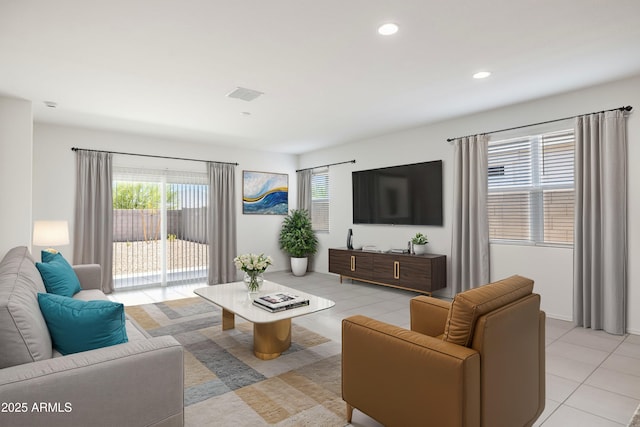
[242,171,288,215]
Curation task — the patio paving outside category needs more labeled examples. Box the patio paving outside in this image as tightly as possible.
[113,239,208,288]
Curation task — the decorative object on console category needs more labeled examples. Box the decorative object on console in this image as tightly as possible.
[233,253,273,294]
[390,248,409,254]
[279,209,318,276]
[242,170,289,215]
[411,232,429,254]
[346,228,353,249]
[32,220,70,257]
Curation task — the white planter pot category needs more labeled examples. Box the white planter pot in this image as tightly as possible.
[290,257,308,276]
[413,244,428,255]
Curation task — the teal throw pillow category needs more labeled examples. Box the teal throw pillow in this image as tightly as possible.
[36,251,82,297]
[37,293,128,355]
[41,249,60,263]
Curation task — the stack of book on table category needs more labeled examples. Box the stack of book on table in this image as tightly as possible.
[253,292,310,312]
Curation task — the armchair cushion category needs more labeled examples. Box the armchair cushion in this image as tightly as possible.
[443,275,533,347]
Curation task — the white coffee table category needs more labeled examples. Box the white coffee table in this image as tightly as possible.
[194,280,335,360]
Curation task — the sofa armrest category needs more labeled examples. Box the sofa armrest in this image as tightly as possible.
[410,296,451,337]
[342,315,480,427]
[0,336,184,427]
[72,264,102,291]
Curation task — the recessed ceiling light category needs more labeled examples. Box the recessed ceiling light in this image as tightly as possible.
[378,23,399,36]
[473,71,491,79]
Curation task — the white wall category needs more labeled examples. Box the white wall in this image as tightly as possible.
[300,74,640,332]
[30,74,640,332]
[32,123,298,273]
[0,96,33,259]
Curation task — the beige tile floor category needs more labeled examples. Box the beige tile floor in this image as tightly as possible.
[110,271,640,427]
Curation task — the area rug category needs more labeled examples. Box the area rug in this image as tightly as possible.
[125,297,346,426]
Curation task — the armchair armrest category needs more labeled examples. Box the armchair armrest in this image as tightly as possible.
[0,336,184,427]
[72,264,102,290]
[410,296,451,337]
[342,315,480,427]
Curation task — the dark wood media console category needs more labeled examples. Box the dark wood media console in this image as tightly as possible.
[328,248,446,295]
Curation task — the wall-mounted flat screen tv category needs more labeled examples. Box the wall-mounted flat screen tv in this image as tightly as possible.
[352,160,443,226]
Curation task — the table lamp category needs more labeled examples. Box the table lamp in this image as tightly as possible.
[33,220,70,257]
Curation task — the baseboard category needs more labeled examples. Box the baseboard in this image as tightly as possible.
[545,313,572,322]
[545,314,640,336]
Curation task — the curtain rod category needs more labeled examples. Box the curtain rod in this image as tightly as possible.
[296,159,356,172]
[446,105,633,142]
[71,147,239,166]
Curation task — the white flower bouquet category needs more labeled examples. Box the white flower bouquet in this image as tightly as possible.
[234,253,273,292]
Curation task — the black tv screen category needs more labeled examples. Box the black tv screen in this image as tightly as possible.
[352,160,443,226]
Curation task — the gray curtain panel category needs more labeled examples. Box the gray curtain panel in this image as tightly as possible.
[451,135,490,294]
[296,169,313,271]
[297,169,312,212]
[73,150,114,293]
[574,110,627,335]
[207,162,237,285]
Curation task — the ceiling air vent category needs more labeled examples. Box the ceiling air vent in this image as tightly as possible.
[226,87,264,102]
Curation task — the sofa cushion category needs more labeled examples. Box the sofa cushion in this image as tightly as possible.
[38,293,128,355]
[73,289,109,302]
[36,251,82,297]
[0,246,53,368]
[443,275,534,347]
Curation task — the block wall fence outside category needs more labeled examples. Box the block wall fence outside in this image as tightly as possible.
[113,208,208,243]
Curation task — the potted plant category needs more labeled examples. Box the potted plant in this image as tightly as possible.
[411,232,429,255]
[279,209,318,276]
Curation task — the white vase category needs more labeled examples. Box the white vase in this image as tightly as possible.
[413,244,428,255]
[290,257,308,276]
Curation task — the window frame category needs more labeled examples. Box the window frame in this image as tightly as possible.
[487,129,575,247]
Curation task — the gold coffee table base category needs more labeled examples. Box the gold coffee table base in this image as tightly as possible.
[253,318,291,360]
[221,308,292,360]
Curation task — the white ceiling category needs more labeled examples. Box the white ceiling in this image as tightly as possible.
[1,1,640,154]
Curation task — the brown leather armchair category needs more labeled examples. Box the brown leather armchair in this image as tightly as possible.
[342,275,545,427]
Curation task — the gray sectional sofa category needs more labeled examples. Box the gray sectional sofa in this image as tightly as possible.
[0,246,184,427]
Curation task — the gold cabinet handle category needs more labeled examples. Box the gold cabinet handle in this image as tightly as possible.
[350,255,355,271]
[394,261,400,279]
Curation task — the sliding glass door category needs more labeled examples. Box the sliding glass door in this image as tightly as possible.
[112,168,209,289]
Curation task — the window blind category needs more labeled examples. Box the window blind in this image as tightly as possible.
[487,129,574,245]
[311,168,329,232]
